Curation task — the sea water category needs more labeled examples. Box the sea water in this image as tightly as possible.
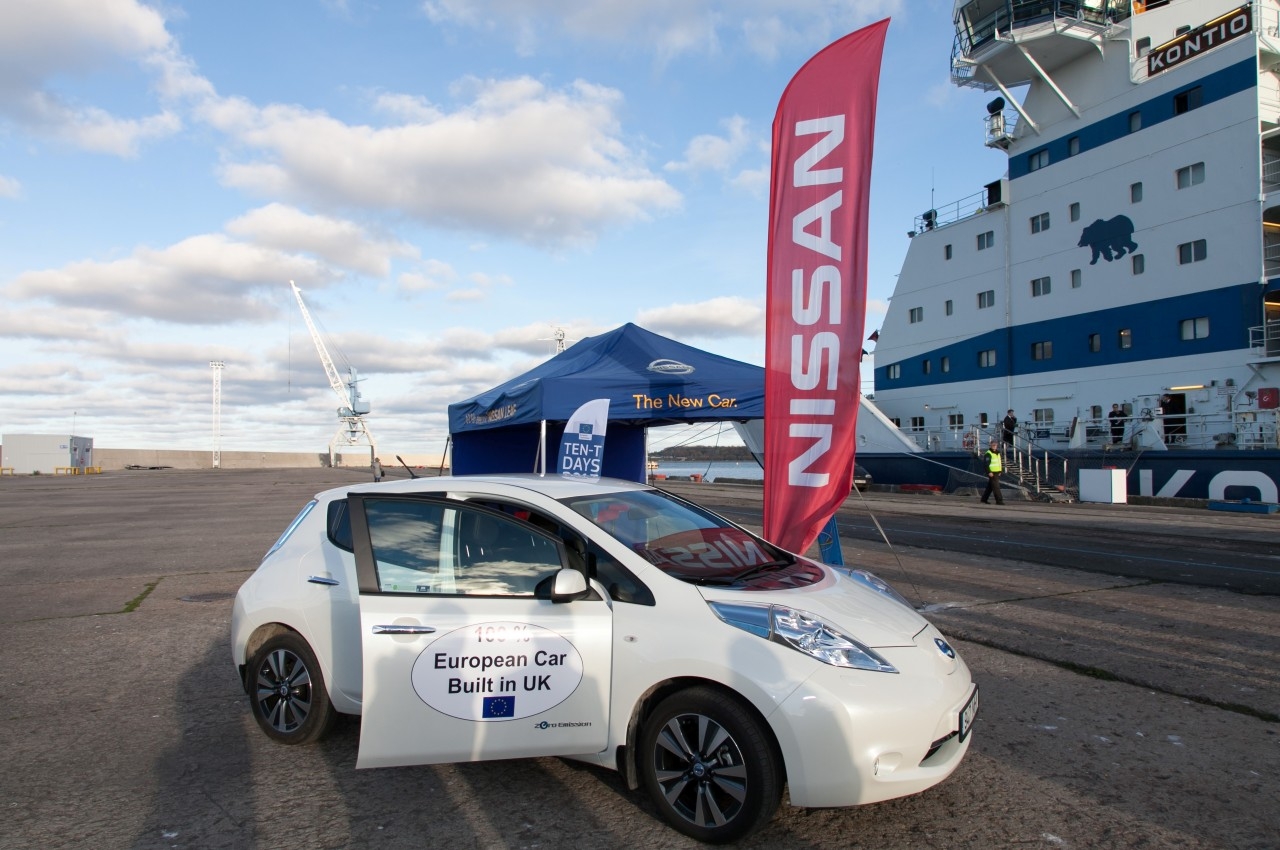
[649,460,762,482]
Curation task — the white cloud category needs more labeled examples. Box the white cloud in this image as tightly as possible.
[0,0,197,155]
[637,296,762,339]
[5,234,330,324]
[205,77,681,247]
[666,115,751,173]
[226,203,418,277]
[0,174,20,198]
[419,0,903,60]
[398,259,457,292]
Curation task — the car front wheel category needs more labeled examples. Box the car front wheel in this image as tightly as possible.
[639,687,783,844]
[247,632,335,745]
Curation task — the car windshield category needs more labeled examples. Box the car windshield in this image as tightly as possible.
[560,489,820,587]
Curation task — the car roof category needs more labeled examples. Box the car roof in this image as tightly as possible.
[313,473,654,504]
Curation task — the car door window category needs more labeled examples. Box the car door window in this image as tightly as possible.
[471,499,654,605]
[363,499,562,596]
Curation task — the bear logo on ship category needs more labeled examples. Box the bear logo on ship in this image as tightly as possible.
[1078,215,1138,265]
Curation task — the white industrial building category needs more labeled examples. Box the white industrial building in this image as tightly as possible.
[1,434,95,474]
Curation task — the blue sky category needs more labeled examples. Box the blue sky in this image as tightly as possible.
[0,0,1009,459]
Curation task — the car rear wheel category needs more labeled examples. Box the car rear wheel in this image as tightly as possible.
[639,687,783,844]
[247,632,335,745]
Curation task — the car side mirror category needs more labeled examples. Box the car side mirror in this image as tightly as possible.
[551,568,590,603]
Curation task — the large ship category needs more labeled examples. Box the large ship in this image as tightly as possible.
[860,0,1280,501]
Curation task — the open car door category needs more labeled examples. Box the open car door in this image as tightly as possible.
[348,494,612,767]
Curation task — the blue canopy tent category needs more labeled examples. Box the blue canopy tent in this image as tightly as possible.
[448,323,765,482]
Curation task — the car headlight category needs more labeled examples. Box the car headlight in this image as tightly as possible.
[845,568,914,610]
[707,601,898,673]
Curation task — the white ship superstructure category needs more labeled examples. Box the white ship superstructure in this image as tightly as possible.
[871,0,1280,466]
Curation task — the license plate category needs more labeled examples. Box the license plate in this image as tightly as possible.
[958,686,979,742]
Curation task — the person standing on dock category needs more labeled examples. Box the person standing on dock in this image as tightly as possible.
[981,439,1004,505]
[372,457,383,482]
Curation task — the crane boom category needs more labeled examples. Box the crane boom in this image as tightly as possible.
[289,280,375,466]
[291,281,355,412]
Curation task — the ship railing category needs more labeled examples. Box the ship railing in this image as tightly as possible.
[1249,320,1280,357]
[953,1,1132,67]
[914,188,991,233]
[929,408,1280,496]
[1264,155,1280,194]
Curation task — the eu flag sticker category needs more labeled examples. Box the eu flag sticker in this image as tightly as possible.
[482,695,516,718]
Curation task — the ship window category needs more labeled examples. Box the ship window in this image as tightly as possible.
[1089,333,1101,352]
[1173,87,1202,115]
[1032,341,1053,361]
[979,349,997,367]
[922,359,931,375]
[1071,268,1082,288]
[1180,317,1210,340]
[948,413,964,429]
[978,289,996,309]
[888,364,901,379]
[977,230,995,250]
[945,243,953,260]
[910,416,924,431]
[1032,408,1055,426]
[945,299,954,316]
[1068,137,1080,156]
[1119,328,1133,349]
[1028,149,1049,171]
[1031,276,1051,297]
[1177,162,1205,188]
[1128,111,1142,133]
[980,412,989,428]
[941,356,951,373]
[1136,37,1151,58]
[909,306,924,323]
[1069,202,1080,222]
[1030,212,1050,233]
[1090,405,1102,420]
[1178,239,1207,264]
[1132,253,1145,274]
[1130,182,1143,203]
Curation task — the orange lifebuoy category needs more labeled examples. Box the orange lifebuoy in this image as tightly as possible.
[962,433,977,450]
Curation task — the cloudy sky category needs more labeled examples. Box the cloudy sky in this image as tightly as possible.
[0,0,1007,459]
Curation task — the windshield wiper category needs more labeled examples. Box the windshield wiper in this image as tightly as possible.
[730,559,792,584]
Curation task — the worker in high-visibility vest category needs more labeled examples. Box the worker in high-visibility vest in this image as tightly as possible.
[981,439,1005,505]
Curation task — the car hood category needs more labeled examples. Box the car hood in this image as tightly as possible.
[698,566,927,648]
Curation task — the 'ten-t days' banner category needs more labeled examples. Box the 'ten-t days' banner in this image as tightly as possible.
[764,19,887,553]
[559,398,610,482]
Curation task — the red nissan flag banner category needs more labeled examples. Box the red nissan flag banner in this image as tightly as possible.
[764,19,888,553]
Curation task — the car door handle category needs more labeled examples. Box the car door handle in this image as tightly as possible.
[307,576,340,586]
[371,625,437,635]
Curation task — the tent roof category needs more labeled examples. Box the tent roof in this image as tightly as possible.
[448,323,764,433]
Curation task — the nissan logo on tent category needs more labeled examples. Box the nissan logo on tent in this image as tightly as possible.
[647,359,695,375]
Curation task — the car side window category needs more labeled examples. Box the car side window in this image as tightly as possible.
[363,499,562,596]
[473,499,653,605]
[587,539,655,606]
[327,499,353,551]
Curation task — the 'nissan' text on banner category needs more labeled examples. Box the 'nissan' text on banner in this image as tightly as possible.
[764,20,888,553]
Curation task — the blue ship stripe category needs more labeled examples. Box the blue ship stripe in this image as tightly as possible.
[874,281,1267,389]
[1009,56,1257,180]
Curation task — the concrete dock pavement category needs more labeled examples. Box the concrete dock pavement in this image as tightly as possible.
[0,469,1276,848]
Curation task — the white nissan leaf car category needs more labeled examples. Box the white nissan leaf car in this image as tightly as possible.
[232,474,977,844]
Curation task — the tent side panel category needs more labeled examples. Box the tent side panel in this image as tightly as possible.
[452,425,543,476]
[451,423,647,483]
